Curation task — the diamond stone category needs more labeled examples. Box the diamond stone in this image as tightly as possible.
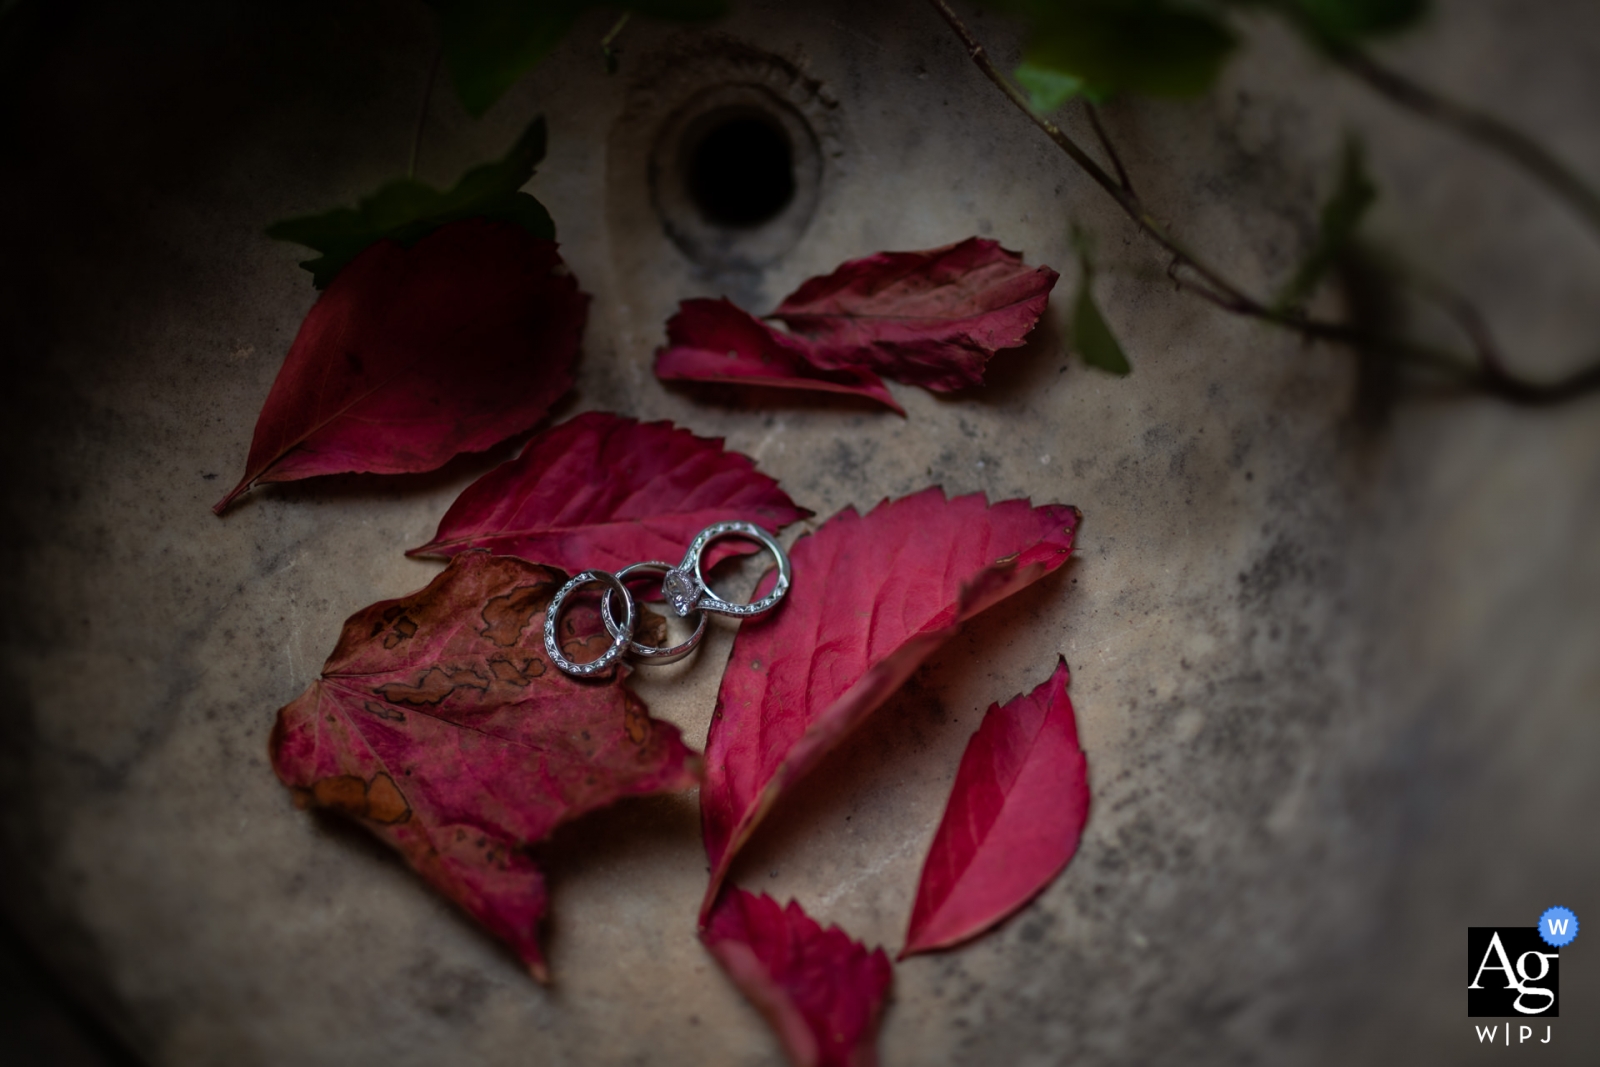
[662,568,700,617]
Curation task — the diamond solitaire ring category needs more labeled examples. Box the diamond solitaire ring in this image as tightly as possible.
[661,521,792,620]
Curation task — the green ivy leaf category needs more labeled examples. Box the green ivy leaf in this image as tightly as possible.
[1014,60,1115,112]
[1260,0,1428,45]
[1072,253,1131,375]
[267,117,555,289]
[993,0,1237,98]
[1015,62,1087,113]
[427,0,728,118]
[1274,137,1376,312]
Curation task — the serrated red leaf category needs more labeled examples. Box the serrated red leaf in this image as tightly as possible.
[654,299,904,414]
[772,237,1059,391]
[409,411,809,573]
[268,552,698,980]
[901,657,1088,957]
[702,889,892,1067]
[652,241,1056,407]
[216,220,587,513]
[700,488,1080,917]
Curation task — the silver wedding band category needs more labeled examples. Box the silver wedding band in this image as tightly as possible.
[603,562,708,664]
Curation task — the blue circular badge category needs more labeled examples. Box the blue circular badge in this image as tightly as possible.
[1538,906,1578,948]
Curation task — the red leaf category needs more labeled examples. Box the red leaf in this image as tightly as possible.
[216,220,588,513]
[702,889,892,1067]
[654,299,905,415]
[700,488,1080,917]
[268,552,698,980]
[901,657,1088,957]
[409,411,808,573]
[771,238,1057,391]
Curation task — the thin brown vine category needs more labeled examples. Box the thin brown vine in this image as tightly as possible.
[407,42,442,180]
[1330,45,1600,241]
[923,0,1600,407]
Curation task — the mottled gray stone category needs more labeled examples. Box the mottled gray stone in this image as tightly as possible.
[1,0,1597,1064]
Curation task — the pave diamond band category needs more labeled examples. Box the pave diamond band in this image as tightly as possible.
[543,569,635,678]
[544,521,791,678]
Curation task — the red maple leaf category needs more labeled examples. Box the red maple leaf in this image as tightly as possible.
[268,552,698,980]
[772,237,1059,391]
[654,299,904,414]
[216,220,587,513]
[702,889,892,1067]
[901,657,1089,957]
[699,487,1080,917]
[409,410,809,573]
[653,239,1056,406]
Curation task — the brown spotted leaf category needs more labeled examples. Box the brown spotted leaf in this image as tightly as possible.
[268,552,699,980]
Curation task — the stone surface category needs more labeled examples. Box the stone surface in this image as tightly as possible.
[1,0,1597,1064]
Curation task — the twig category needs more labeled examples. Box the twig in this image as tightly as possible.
[1166,258,1250,314]
[600,12,631,73]
[1331,46,1600,241]
[922,0,1600,406]
[1084,102,1132,192]
[1412,275,1505,375]
[1415,277,1600,405]
[408,43,443,180]
[921,0,1256,315]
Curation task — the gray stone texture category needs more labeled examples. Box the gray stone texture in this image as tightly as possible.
[2,0,1597,1063]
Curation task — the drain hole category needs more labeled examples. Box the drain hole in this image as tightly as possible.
[686,111,795,228]
[647,78,824,270]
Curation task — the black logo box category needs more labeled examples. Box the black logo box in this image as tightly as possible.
[1468,927,1559,1018]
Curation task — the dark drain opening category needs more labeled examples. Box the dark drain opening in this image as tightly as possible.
[648,78,824,269]
[686,112,795,228]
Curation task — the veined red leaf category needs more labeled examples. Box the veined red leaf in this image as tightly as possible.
[702,889,892,1067]
[654,299,904,414]
[700,487,1080,917]
[216,220,587,513]
[901,658,1088,957]
[268,552,698,980]
[770,237,1059,392]
[409,411,808,573]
